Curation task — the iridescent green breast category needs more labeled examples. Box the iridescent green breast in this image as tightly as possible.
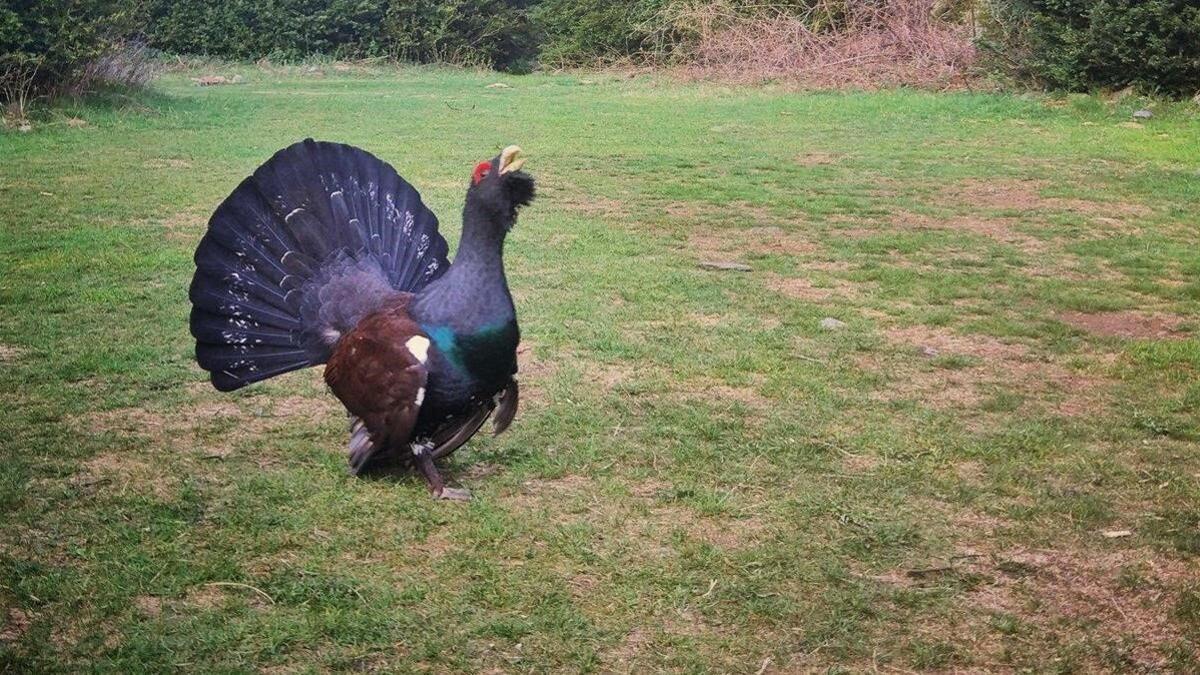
[421,320,518,389]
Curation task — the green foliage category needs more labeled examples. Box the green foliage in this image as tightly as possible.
[383,0,537,71]
[982,0,1200,96]
[143,0,391,61]
[532,0,669,66]
[0,0,137,100]
[142,0,536,71]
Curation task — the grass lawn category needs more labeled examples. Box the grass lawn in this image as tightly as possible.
[1,65,1199,672]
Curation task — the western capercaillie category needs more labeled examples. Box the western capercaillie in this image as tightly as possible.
[189,139,534,499]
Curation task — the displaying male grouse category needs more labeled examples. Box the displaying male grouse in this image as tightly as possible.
[189,139,534,499]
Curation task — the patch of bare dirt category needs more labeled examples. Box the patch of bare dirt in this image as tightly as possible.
[638,502,765,550]
[870,325,1111,417]
[766,272,862,303]
[670,200,777,226]
[414,529,456,561]
[134,595,162,617]
[514,474,595,507]
[160,212,208,243]
[964,548,1195,670]
[75,385,342,475]
[595,362,633,391]
[709,383,769,410]
[1058,310,1187,340]
[75,452,179,500]
[629,478,670,500]
[687,227,822,262]
[182,585,228,609]
[517,341,557,406]
[664,374,770,415]
[886,325,1024,360]
[893,210,1048,253]
[143,158,193,170]
[830,226,879,240]
[795,152,845,167]
[942,179,1152,219]
[606,625,649,666]
[841,453,880,474]
[510,474,765,555]
[807,260,854,272]
[558,194,627,218]
[695,515,767,549]
[565,571,600,601]
[84,403,227,438]
[0,344,25,363]
[954,460,985,485]
[0,607,31,642]
[270,395,339,419]
[82,403,166,437]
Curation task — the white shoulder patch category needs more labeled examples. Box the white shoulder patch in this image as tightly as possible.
[405,335,431,364]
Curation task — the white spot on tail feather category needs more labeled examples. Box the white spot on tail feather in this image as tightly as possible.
[322,328,342,344]
[405,336,431,364]
[414,387,425,406]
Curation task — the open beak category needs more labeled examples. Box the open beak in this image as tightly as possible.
[498,145,525,175]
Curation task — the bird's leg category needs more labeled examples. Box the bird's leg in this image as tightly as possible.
[411,442,471,501]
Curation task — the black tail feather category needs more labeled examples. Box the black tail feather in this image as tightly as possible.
[190,139,450,391]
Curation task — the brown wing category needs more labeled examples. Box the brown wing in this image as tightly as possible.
[325,297,430,474]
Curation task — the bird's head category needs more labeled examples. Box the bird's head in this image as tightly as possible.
[465,145,535,230]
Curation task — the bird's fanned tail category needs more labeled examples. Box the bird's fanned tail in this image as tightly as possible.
[189,139,451,391]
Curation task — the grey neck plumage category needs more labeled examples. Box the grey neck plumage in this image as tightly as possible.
[412,201,514,330]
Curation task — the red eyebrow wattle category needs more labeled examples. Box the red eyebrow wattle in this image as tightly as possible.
[472,161,491,184]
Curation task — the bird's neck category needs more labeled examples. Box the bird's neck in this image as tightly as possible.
[449,202,507,278]
[413,203,513,329]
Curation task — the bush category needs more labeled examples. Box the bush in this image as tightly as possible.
[383,0,537,71]
[0,0,138,105]
[143,0,536,71]
[143,0,391,61]
[982,0,1200,96]
[532,0,670,66]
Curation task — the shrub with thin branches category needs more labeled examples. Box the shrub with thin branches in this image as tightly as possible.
[65,42,162,98]
[0,55,40,128]
[668,0,979,88]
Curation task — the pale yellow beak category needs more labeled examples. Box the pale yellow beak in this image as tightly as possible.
[498,145,525,175]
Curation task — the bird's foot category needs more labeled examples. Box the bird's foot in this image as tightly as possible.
[433,486,472,501]
[413,441,470,501]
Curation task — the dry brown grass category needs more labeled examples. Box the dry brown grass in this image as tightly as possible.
[765,272,863,303]
[1058,310,1187,340]
[892,209,1049,254]
[0,607,31,643]
[0,343,25,363]
[961,548,1195,671]
[864,324,1114,418]
[676,0,977,89]
[942,178,1152,219]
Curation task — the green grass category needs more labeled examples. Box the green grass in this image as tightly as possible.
[2,65,1199,672]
